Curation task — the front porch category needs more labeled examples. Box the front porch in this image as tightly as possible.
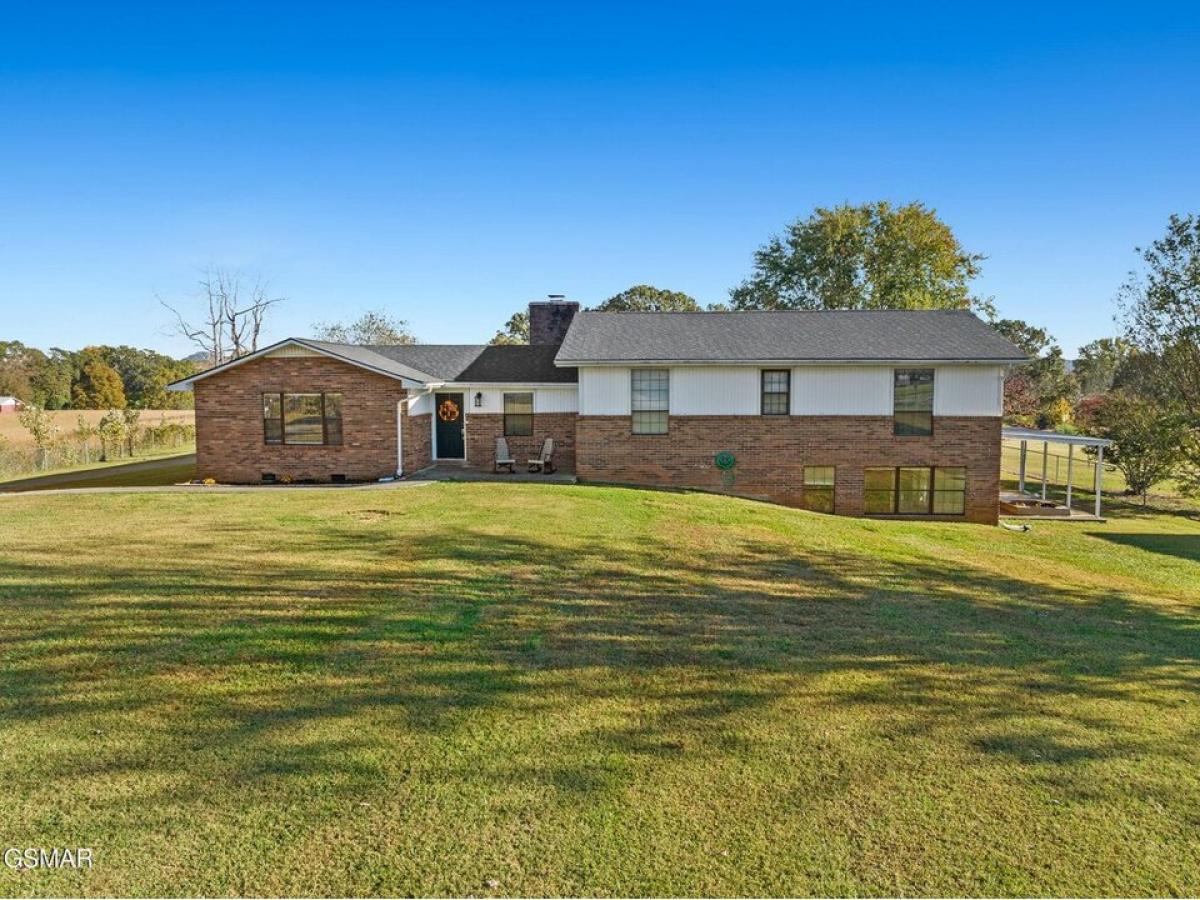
[408,463,577,484]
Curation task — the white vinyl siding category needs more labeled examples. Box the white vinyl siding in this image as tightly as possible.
[792,367,893,415]
[407,391,434,416]
[265,343,323,358]
[669,367,759,415]
[533,388,579,414]
[933,366,1004,416]
[578,367,631,415]
[420,387,578,415]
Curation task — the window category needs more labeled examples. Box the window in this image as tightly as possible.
[897,467,931,514]
[503,392,533,436]
[284,394,324,444]
[894,369,934,436]
[263,392,343,445]
[263,394,282,444]
[631,368,669,434]
[802,466,835,513]
[933,466,966,514]
[761,370,790,415]
[862,466,966,515]
[863,467,897,514]
[323,393,343,446]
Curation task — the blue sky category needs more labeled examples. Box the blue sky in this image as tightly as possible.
[1,2,1197,356]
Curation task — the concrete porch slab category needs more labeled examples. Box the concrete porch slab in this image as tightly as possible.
[409,464,577,484]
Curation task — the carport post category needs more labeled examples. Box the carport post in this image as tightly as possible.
[1094,445,1104,518]
[1018,440,1027,493]
[1041,441,1048,500]
[1065,444,1074,511]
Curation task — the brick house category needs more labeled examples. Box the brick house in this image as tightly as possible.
[171,299,1025,523]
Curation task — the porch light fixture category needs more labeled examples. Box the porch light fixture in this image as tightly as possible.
[474,392,483,408]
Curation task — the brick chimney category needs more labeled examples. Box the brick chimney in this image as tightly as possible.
[528,295,580,345]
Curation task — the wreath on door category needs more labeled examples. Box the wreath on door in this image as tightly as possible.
[437,399,461,422]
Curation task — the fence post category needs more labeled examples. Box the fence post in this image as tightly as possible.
[1066,444,1074,512]
[1018,441,1027,493]
[1094,446,1103,518]
[1041,441,1048,500]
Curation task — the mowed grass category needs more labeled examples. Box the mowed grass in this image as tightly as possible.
[0,484,1197,896]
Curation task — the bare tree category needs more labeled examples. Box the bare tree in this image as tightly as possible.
[161,267,284,365]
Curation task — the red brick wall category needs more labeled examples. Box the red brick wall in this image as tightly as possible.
[576,415,1002,524]
[402,412,432,475]
[464,412,577,472]
[194,355,407,483]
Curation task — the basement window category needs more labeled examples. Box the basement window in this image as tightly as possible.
[802,466,835,513]
[864,466,966,515]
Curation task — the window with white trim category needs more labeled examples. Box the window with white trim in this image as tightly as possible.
[631,368,669,434]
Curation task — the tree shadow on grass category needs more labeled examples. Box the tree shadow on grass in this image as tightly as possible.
[1,516,1198,817]
[1087,530,1200,562]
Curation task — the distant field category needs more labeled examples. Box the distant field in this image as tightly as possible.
[0,409,193,448]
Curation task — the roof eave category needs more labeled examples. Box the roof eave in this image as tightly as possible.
[166,338,433,390]
[554,357,1029,367]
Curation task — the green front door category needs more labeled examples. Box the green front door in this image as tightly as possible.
[435,392,465,459]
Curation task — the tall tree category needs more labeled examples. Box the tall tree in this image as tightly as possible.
[730,201,989,314]
[71,348,126,409]
[992,319,1075,427]
[162,267,283,365]
[33,349,74,409]
[99,346,198,409]
[490,310,530,345]
[1118,213,1200,494]
[594,285,701,312]
[1074,337,1133,396]
[0,341,43,402]
[1119,213,1200,419]
[312,310,416,345]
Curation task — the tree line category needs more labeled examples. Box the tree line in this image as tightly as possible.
[0,342,199,410]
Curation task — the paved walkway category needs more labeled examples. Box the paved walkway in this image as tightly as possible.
[0,454,197,493]
[0,482,435,497]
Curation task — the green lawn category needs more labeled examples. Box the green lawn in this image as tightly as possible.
[1,484,1198,896]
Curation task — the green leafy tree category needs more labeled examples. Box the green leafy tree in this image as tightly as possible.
[1118,213,1200,494]
[730,201,990,314]
[97,410,127,462]
[594,285,701,312]
[71,349,126,410]
[1093,392,1187,505]
[33,349,74,409]
[992,319,1076,427]
[0,341,41,401]
[313,310,416,345]
[17,404,60,470]
[490,310,530,345]
[1074,337,1133,396]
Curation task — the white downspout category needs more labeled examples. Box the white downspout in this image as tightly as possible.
[397,398,405,478]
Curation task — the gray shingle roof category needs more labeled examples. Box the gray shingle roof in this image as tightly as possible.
[307,341,577,383]
[555,310,1028,364]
